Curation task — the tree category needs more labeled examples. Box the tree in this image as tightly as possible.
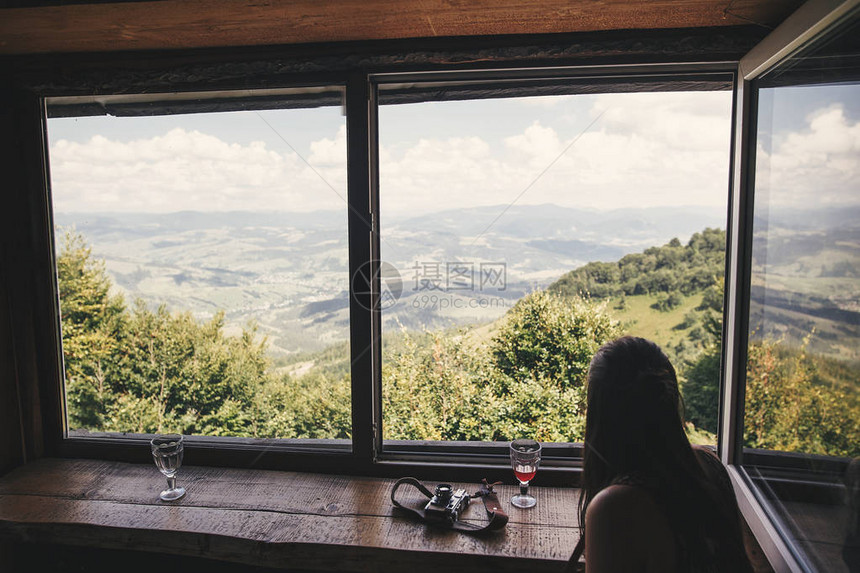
[682,278,860,455]
[548,228,726,299]
[380,291,621,442]
[491,290,620,388]
[255,370,352,439]
[57,230,126,429]
[744,337,859,457]
[682,348,721,433]
[112,303,269,436]
[57,231,273,437]
[652,291,684,312]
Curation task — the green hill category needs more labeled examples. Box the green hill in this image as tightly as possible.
[548,227,725,300]
[544,228,725,364]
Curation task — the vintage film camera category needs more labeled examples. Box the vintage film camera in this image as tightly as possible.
[424,483,470,524]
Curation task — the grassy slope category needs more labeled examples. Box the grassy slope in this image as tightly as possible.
[608,293,705,353]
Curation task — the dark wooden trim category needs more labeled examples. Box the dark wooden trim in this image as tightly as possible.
[0,90,26,474]
[0,0,801,56]
[0,268,24,476]
[4,27,767,96]
[46,88,348,118]
[377,75,735,106]
[53,436,582,486]
[0,84,65,472]
[346,72,376,470]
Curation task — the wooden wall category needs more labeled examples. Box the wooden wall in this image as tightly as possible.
[0,0,803,55]
[0,86,59,476]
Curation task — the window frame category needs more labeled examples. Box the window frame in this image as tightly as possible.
[36,61,741,484]
[6,28,760,488]
[369,65,737,468]
[720,1,860,571]
[40,78,362,472]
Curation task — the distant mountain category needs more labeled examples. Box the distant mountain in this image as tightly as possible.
[54,205,729,356]
[55,210,347,236]
[390,203,726,247]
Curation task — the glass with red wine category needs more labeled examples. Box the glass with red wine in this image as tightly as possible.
[510,438,541,508]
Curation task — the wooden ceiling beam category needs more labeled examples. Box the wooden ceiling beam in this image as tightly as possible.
[0,0,803,56]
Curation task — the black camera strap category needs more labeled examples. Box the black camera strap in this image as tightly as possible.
[390,477,509,534]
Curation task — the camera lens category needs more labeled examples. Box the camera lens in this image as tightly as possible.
[435,484,452,500]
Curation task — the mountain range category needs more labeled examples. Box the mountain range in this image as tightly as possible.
[54,203,859,358]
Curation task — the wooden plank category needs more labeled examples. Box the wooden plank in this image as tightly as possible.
[0,235,23,477]
[0,458,577,526]
[0,86,58,475]
[0,458,579,572]
[0,0,803,56]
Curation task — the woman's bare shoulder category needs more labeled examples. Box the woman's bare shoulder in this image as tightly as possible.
[589,484,649,513]
[587,484,660,527]
[585,485,675,572]
[691,445,732,486]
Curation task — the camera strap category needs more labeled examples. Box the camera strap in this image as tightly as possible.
[390,477,509,534]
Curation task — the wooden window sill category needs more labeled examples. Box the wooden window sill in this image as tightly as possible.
[0,458,578,572]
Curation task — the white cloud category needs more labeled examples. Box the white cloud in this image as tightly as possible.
[381,91,734,214]
[757,105,859,207]
[308,124,347,167]
[519,96,564,108]
[53,92,855,217]
[380,135,520,214]
[50,127,347,213]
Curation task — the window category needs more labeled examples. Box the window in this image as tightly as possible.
[737,13,860,573]
[375,78,732,455]
[41,70,736,475]
[723,4,860,572]
[47,88,352,451]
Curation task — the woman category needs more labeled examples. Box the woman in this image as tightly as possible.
[569,336,753,573]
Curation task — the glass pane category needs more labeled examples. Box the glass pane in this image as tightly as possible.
[47,90,351,446]
[742,16,860,573]
[378,83,732,448]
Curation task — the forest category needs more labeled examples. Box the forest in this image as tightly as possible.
[59,228,859,457]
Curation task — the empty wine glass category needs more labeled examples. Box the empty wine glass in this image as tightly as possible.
[510,438,541,508]
[151,434,186,501]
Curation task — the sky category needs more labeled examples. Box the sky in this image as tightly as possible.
[47,86,859,217]
[755,84,860,210]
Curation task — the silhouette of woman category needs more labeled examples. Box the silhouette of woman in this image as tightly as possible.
[568,336,753,573]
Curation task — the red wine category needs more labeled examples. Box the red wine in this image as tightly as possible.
[514,464,536,483]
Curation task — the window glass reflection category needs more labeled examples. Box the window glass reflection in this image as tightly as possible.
[743,16,860,572]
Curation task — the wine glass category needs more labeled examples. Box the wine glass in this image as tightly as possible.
[151,434,186,501]
[510,438,541,508]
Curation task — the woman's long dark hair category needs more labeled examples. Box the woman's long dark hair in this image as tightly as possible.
[576,336,751,572]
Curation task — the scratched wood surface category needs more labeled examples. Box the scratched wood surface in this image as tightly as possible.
[0,458,579,572]
[0,0,803,55]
